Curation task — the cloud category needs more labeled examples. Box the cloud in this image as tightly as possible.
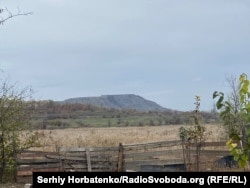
[1,0,250,111]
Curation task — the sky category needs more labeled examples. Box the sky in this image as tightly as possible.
[0,0,250,112]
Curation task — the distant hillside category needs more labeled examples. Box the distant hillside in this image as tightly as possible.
[60,94,169,112]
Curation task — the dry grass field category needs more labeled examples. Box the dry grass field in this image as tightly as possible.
[36,124,227,152]
[0,124,237,187]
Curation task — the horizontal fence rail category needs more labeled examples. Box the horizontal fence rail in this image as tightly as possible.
[15,140,235,183]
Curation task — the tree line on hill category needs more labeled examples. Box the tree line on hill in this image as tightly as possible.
[30,100,220,129]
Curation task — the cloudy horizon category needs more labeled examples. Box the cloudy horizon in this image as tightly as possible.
[1,0,250,111]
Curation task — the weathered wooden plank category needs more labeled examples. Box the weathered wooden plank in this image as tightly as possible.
[124,149,184,159]
[17,167,61,176]
[46,155,118,163]
[17,158,59,164]
[56,151,118,157]
[200,150,230,156]
[122,140,183,150]
[58,147,90,152]
[125,159,184,166]
[17,150,58,155]
[122,141,226,151]
[123,149,230,160]
[62,163,117,170]
[58,146,118,152]
[15,140,231,175]
[54,153,118,160]
[47,155,85,161]
[182,141,227,147]
[18,163,60,170]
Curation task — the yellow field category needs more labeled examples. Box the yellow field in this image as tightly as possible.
[37,124,227,152]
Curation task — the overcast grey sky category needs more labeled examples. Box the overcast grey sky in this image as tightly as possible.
[1,0,250,111]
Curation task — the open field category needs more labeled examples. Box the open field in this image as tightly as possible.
[36,124,227,152]
[0,124,232,187]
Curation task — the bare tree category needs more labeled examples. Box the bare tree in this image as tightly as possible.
[225,74,240,114]
[219,74,243,137]
[0,7,32,25]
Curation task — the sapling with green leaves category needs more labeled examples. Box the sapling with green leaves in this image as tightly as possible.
[213,73,250,169]
[179,95,206,171]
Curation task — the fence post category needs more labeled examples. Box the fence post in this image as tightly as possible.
[86,148,92,172]
[56,146,64,172]
[117,143,124,172]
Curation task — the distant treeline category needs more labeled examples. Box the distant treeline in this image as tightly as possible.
[30,100,220,129]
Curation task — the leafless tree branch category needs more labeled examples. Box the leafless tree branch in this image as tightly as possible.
[0,7,33,25]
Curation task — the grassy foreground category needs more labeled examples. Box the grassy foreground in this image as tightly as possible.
[32,124,226,152]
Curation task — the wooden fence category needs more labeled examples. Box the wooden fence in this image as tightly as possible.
[16,140,233,183]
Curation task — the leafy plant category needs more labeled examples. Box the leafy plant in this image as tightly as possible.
[0,77,45,182]
[179,96,206,171]
[213,73,250,169]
